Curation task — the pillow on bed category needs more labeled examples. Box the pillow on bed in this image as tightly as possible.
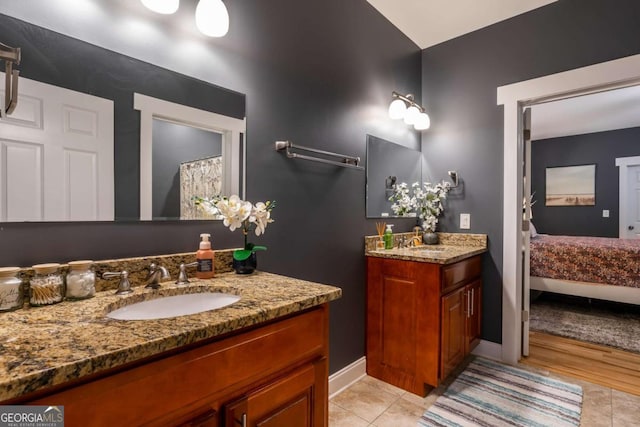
[530,221,539,238]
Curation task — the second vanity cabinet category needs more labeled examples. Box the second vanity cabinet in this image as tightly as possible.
[14,305,329,426]
[366,255,482,396]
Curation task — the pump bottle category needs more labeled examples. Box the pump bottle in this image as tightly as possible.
[383,224,394,249]
[196,233,215,279]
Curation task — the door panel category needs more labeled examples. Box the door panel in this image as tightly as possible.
[466,280,482,351]
[224,364,314,427]
[441,287,465,380]
[0,73,114,221]
[626,165,640,238]
[2,140,43,221]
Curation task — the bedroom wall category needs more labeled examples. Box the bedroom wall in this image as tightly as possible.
[421,0,640,343]
[530,127,640,237]
[0,0,421,374]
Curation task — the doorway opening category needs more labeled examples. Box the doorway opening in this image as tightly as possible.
[497,54,640,366]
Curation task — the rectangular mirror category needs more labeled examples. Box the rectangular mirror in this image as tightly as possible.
[366,134,422,218]
[0,15,246,222]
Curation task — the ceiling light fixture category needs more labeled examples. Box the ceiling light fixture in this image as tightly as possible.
[140,0,179,14]
[195,0,230,37]
[388,91,431,131]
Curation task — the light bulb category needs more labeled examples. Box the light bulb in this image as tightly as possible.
[388,99,407,120]
[141,0,179,14]
[196,0,230,37]
[403,105,420,125]
[414,112,431,130]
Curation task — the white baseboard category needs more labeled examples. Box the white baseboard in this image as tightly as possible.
[472,340,503,361]
[328,357,366,399]
[328,342,502,398]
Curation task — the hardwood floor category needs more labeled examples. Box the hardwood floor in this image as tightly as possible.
[522,331,640,396]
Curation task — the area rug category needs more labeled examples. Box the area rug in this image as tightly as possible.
[418,358,582,427]
[530,293,640,354]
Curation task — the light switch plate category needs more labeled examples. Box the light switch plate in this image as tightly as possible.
[603,210,609,218]
[460,213,471,229]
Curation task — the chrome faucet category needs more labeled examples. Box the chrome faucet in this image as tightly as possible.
[176,262,198,286]
[398,235,422,248]
[102,270,133,295]
[145,263,171,289]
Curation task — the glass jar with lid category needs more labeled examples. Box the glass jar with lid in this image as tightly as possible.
[65,260,96,300]
[0,267,23,312]
[30,263,64,306]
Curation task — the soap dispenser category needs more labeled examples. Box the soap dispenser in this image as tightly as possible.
[196,233,215,279]
[383,224,394,249]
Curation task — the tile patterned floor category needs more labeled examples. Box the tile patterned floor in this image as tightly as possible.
[329,363,640,426]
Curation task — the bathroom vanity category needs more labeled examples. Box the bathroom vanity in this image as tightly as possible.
[0,264,341,427]
[365,233,487,396]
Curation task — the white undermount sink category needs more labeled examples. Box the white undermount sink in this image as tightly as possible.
[106,292,240,320]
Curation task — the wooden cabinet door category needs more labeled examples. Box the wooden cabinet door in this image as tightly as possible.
[465,280,482,352]
[440,286,466,380]
[366,257,440,395]
[224,363,316,427]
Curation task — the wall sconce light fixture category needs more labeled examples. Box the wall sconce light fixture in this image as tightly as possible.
[388,91,430,131]
[195,0,230,37]
[141,0,229,37]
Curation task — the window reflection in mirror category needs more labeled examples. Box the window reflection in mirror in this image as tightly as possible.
[135,93,246,221]
[366,135,422,218]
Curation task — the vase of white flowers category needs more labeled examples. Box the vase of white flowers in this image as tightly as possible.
[389,181,451,245]
[196,195,275,274]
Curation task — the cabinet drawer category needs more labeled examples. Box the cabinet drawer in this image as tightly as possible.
[441,256,482,294]
[29,307,327,427]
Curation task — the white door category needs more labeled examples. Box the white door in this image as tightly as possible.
[521,107,532,357]
[624,165,640,238]
[0,74,114,221]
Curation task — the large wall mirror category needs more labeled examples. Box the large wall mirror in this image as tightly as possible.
[365,134,422,218]
[0,14,246,222]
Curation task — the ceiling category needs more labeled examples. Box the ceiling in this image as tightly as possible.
[531,85,640,140]
[366,0,558,49]
[367,1,640,140]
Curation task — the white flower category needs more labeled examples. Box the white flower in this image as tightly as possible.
[199,195,275,238]
[388,181,451,232]
[216,195,252,231]
[250,202,273,236]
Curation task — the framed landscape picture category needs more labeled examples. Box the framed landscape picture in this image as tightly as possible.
[545,164,596,206]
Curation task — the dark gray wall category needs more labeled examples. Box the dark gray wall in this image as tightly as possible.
[421,0,640,343]
[152,120,222,219]
[531,127,640,237]
[0,0,421,374]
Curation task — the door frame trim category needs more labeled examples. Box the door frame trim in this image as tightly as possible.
[497,54,640,365]
[616,155,640,238]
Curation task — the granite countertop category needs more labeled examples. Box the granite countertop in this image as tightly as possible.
[364,232,488,265]
[0,271,341,402]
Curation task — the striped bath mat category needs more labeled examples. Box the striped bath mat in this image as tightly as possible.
[419,358,582,427]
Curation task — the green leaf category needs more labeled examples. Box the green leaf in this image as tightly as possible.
[233,249,253,261]
[252,245,267,252]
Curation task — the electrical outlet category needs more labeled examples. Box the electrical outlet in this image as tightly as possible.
[460,213,471,229]
[602,210,609,218]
